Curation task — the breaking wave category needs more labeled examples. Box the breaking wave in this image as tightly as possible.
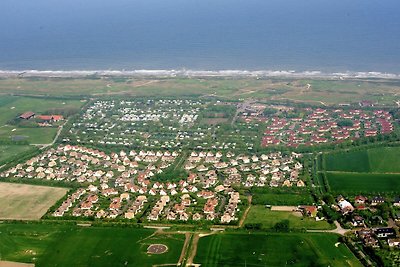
[0,69,399,79]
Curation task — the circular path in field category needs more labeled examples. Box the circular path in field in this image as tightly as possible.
[147,244,168,254]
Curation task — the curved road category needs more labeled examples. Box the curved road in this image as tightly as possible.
[308,220,349,236]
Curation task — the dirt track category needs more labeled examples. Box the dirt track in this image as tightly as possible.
[270,206,297,211]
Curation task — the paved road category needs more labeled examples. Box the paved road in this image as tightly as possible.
[308,220,349,236]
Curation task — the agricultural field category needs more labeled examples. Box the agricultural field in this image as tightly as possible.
[321,146,400,193]
[325,172,400,193]
[0,182,68,220]
[194,232,362,267]
[0,223,185,267]
[244,205,333,230]
[323,147,400,173]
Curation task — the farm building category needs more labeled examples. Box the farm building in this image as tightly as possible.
[37,115,64,122]
[19,111,35,120]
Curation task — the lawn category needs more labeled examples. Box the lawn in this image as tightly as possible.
[244,205,333,230]
[0,182,68,220]
[325,172,400,193]
[194,232,362,267]
[0,145,35,165]
[0,224,185,267]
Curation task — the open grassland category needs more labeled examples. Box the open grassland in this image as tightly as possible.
[0,145,35,165]
[291,79,400,105]
[0,224,185,267]
[325,172,400,193]
[0,77,399,104]
[194,233,362,267]
[0,183,68,220]
[324,147,400,173]
[244,205,333,230]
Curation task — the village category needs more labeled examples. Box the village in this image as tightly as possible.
[240,105,394,148]
[0,144,305,224]
[66,99,209,149]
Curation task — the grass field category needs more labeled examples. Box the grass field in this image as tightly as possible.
[325,172,400,193]
[0,145,35,164]
[323,147,400,173]
[0,182,68,220]
[0,224,184,267]
[194,232,362,267]
[244,206,333,230]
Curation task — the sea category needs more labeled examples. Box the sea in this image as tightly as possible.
[1,0,400,76]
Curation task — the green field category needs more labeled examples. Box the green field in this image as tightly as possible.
[324,150,370,173]
[194,233,362,267]
[251,192,313,206]
[244,206,333,230]
[325,172,400,193]
[322,147,400,193]
[0,224,184,267]
[323,147,400,173]
[0,145,35,164]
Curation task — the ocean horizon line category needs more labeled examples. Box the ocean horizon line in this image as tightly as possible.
[0,69,399,79]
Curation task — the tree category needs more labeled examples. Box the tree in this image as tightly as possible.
[273,219,290,232]
[337,119,353,127]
